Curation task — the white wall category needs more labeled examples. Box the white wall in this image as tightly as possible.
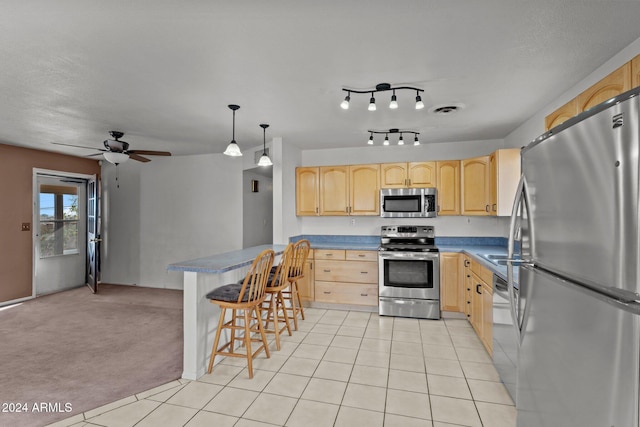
[505,37,640,149]
[273,137,302,244]
[101,153,243,289]
[299,139,508,237]
[242,169,273,248]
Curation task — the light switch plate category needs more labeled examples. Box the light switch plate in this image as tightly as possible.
[21,223,30,231]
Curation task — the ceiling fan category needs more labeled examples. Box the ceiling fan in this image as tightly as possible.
[52,131,172,164]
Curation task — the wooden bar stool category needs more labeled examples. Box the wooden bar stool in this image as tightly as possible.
[282,239,310,330]
[262,243,294,350]
[206,248,275,378]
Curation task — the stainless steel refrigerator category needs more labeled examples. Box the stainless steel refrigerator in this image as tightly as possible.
[508,87,640,427]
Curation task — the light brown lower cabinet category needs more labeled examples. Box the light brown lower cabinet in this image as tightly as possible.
[440,252,464,312]
[314,249,378,306]
[297,249,315,304]
[470,260,493,355]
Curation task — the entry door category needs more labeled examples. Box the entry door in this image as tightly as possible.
[35,175,87,295]
[86,176,99,293]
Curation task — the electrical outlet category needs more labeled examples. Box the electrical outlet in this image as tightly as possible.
[350,218,356,226]
[21,223,31,231]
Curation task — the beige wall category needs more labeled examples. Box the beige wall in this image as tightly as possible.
[0,144,100,304]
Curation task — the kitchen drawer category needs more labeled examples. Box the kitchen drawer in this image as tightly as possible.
[314,249,346,260]
[471,258,493,287]
[315,260,378,284]
[315,281,378,306]
[345,250,378,261]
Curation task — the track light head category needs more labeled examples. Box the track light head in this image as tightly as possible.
[415,92,425,110]
[398,134,404,145]
[340,92,351,110]
[414,135,420,145]
[383,134,389,146]
[368,133,374,145]
[389,91,398,109]
[368,93,376,111]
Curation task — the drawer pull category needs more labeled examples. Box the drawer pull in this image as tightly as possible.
[323,269,331,273]
[360,271,368,274]
[358,254,365,257]
[360,293,368,296]
[325,254,333,257]
[323,291,331,294]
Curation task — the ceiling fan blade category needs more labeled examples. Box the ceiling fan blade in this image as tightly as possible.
[129,153,151,162]
[127,150,172,156]
[51,142,106,151]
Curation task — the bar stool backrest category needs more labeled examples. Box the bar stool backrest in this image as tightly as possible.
[289,239,311,280]
[270,243,294,290]
[238,249,275,304]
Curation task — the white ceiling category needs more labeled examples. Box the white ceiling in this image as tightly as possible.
[3,1,640,159]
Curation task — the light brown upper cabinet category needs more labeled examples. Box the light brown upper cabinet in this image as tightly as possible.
[296,164,379,216]
[319,166,349,215]
[489,148,521,216]
[461,156,491,215]
[545,99,577,131]
[436,160,460,215]
[380,162,436,188]
[632,54,640,88]
[296,167,320,216]
[546,61,634,131]
[576,62,631,113]
[349,164,380,216]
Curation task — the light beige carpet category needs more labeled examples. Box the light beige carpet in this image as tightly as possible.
[0,284,183,427]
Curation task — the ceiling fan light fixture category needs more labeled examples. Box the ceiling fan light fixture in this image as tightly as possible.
[224,104,243,157]
[103,151,129,165]
[257,123,273,166]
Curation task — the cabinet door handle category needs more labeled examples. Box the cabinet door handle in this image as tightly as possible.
[437,205,441,212]
[485,205,490,212]
[492,204,497,212]
[476,284,482,294]
[315,207,319,214]
[464,260,470,267]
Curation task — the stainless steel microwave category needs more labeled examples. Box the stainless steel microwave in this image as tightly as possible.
[380,188,437,218]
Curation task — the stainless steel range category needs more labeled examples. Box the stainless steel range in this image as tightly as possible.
[378,225,440,320]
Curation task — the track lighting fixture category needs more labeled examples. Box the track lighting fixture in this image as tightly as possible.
[340,83,424,111]
[223,104,242,156]
[257,124,272,166]
[366,128,420,146]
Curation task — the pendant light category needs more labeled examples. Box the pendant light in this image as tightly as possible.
[257,124,272,166]
[223,104,242,156]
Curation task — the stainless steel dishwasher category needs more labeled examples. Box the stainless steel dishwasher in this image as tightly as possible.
[492,274,518,403]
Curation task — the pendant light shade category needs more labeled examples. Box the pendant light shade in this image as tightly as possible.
[223,104,243,156]
[257,124,273,166]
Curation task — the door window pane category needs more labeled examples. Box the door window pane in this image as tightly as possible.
[39,185,79,258]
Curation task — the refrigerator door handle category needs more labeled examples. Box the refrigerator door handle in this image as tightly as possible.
[507,173,534,345]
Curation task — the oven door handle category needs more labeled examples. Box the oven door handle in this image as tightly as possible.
[378,252,439,261]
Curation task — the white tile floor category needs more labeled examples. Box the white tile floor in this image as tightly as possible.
[48,308,516,427]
